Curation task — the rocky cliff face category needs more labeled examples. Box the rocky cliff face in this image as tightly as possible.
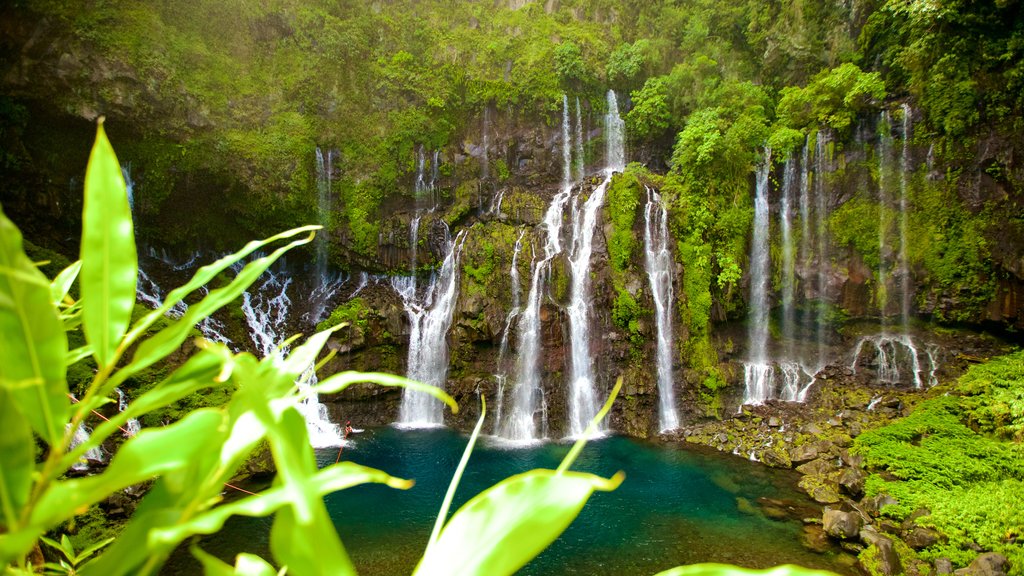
[2,4,1021,438]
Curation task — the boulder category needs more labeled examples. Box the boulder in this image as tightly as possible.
[859,528,903,576]
[801,524,833,553]
[839,467,867,497]
[935,558,954,574]
[861,493,900,515]
[797,456,840,476]
[823,509,863,539]
[799,474,842,504]
[761,445,793,469]
[904,526,942,550]
[791,439,833,463]
[957,553,1009,576]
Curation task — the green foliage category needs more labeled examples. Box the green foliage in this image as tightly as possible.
[775,63,885,134]
[606,39,653,92]
[854,352,1024,573]
[829,196,883,272]
[317,298,370,333]
[606,169,643,276]
[612,289,643,347]
[626,77,671,142]
[39,534,113,575]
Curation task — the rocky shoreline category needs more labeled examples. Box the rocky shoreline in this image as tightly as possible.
[670,369,1013,576]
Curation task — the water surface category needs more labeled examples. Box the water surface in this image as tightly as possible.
[165,427,852,575]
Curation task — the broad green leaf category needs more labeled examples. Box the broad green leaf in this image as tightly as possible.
[315,371,459,414]
[0,527,42,567]
[80,120,137,369]
[75,536,114,562]
[0,388,33,531]
[652,565,840,576]
[105,234,314,396]
[66,345,93,366]
[0,204,69,444]
[271,504,355,576]
[428,397,486,549]
[557,376,622,473]
[148,462,411,546]
[32,409,224,528]
[276,324,344,384]
[413,469,624,576]
[192,544,279,576]
[50,260,81,306]
[57,350,227,472]
[263,408,356,576]
[79,501,182,576]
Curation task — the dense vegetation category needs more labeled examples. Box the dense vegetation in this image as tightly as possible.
[855,351,1024,573]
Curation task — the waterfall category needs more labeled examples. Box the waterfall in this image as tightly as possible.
[482,106,490,180]
[898,104,912,331]
[743,150,774,405]
[393,227,467,427]
[493,230,527,433]
[122,162,134,212]
[115,388,141,438]
[643,186,679,430]
[798,141,811,291]
[780,154,797,363]
[605,90,625,172]
[877,112,893,320]
[814,133,831,368]
[502,187,571,442]
[850,334,926,388]
[415,146,427,195]
[241,269,344,447]
[574,96,585,181]
[315,147,331,287]
[564,89,623,437]
[68,422,105,471]
[562,95,573,185]
[307,148,346,324]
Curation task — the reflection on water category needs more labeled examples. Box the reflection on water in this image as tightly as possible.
[163,427,852,575]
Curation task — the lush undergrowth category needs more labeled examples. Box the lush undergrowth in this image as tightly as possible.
[854,351,1024,573]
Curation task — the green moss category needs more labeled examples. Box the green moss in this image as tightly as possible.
[854,351,1024,573]
[317,297,370,332]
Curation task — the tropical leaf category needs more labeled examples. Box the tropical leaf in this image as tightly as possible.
[315,371,459,415]
[413,469,624,576]
[49,260,81,307]
[0,205,69,445]
[80,119,137,369]
[652,565,840,576]
[192,544,280,576]
[106,233,315,395]
[148,462,411,546]
[0,388,33,531]
[31,409,224,529]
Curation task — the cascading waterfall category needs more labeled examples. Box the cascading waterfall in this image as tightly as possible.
[779,156,797,356]
[877,112,893,320]
[898,104,912,330]
[574,96,585,181]
[743,150,774,405]
[122,162,134,212]
[68,422,105,471]
[643,186,679,430]
[393,227,467,427]
[241,269,344,447]
[493,230,527,434]
[482,106,490,180]
[116,388,141,437]
[851,106,937,388]
[564,89,623,437]
[562,94,573,184]
[814,133,831,368]
[850,334,931,388]
[499,96,581,442]
[307,147,346,324]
